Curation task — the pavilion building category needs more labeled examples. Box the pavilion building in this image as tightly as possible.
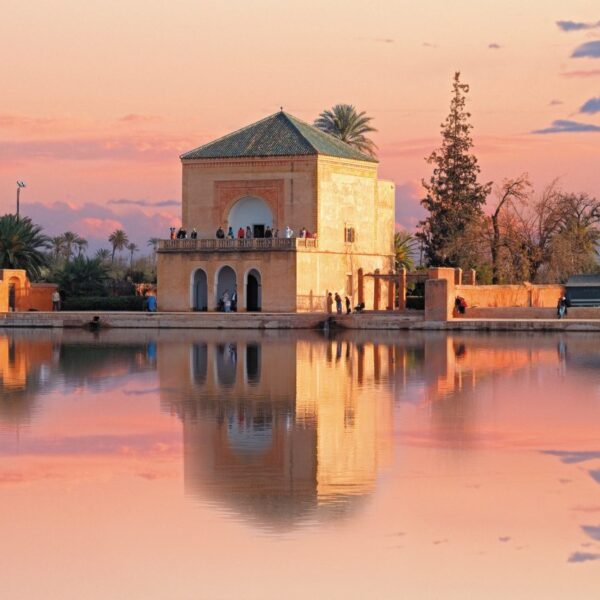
[157,111,395,312]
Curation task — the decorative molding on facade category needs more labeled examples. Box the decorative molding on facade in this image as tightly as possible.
[215,179,285,228]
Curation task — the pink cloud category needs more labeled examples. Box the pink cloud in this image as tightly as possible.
[118,114,163,124]
[0,133,194,163]
[560,70,600,78]
[23,200,178,253]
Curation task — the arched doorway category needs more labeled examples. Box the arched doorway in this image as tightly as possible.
[246,269,261,312]
[228,197,273,238]
[8,277,20,312]
[216,265,237,311]
[192,269,208,311]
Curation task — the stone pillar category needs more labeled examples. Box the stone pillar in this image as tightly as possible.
[454,268,462,285]
[463,269,476,285]
[387,271,394,310]
[374,270,381,310]
[397,269,407,311]
[358,268,364,305]
[425,267,456,321]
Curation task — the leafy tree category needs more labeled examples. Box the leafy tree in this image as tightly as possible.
[0,214,49,279]
[314,104,378,157]
[394,231,417,271]
[418,72,492,267]
[54,256,108,297]
[108,229,129,263]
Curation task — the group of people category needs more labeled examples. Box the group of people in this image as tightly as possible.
[170,227,198,240]
[170,224,317,241]
[327,292,359,315]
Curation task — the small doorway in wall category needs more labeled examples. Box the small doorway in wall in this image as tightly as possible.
[8,283,16,312]
[253,224,265,238]
[246,269,262,312]
[193,269,208,311]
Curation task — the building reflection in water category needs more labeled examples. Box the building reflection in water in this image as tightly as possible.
[4,328,600,529]
[159,331,395,530]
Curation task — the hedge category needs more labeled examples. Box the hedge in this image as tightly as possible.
[61,296,145,311]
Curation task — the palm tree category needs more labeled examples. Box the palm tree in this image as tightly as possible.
[314,104,378,157]
[75,237,88,257]
[61,231,86,260]
[108,229,129,263]
[95,248,111,263]
[394,231,417,272]
[55,256,108,297]
[0,214,50,279]
[147,237,159,263]
[50,235,65,260]
[127,242,138,269]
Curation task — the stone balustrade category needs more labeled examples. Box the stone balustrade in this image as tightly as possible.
[158,237,318,252]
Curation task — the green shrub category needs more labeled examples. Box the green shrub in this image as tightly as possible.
[62,296,145,311]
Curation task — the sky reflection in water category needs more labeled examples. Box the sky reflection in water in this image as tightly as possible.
[1,329,600,599]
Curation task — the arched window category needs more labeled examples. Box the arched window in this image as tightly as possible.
[228,197,273,238]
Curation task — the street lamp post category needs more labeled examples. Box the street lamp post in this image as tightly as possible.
[16,181,26,218]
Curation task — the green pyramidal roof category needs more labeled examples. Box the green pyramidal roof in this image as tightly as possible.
[180,111,378,163]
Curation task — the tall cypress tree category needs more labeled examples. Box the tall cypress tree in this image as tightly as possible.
[418,72,491,267]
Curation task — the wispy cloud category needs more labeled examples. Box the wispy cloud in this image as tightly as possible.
[572,40,600,59]
[549,99,564,106]
[374,38,394,43]
[557,20,600,32]
[561,69,600,78]
[580,97,600,114]
[118,114,163,124]
[422,42,438,48]
[488,43,501,49]
[581,524,600,541]
[0,133,193,162]
[108,198,180,208]
[541,450,600,463]
[567,551,600,563]
[532,119,600,134]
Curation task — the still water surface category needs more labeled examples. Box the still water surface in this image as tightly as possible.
[1,329,600,599]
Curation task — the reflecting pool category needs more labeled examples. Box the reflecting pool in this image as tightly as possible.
[1,329,600,598]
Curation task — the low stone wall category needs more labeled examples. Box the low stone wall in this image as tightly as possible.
[465,306,600,319]
[455,284,564,308]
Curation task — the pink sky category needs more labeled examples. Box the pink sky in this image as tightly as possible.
[0,0,599,251]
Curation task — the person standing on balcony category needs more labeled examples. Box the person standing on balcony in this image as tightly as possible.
[227,226,234,239]
[237,227,245,239]
[300,227,307,238]
[274,229,279,238]
[246,226,252,239]
[190,228,198,239]
[169,227,176,240]
[285,225,293,238]
[264,226,273,239]
[216,226,225,239]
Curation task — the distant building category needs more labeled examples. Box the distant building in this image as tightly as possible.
[157,111,395,312]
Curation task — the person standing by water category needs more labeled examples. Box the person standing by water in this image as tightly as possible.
[557,295,568,319]
[334,292,342,314]
[345,296,351,314]
[52,290,61,311]
[327,292,334,314]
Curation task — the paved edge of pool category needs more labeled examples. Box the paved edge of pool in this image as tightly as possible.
[2,312,600,331]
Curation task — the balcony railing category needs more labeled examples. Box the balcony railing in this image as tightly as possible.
[158,237,318,252]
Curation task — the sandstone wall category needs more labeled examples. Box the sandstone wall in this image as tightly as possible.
[455,284,564,308]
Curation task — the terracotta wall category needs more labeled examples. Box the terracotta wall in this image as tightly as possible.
[455,284,564,308]
[0,270,57,312]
